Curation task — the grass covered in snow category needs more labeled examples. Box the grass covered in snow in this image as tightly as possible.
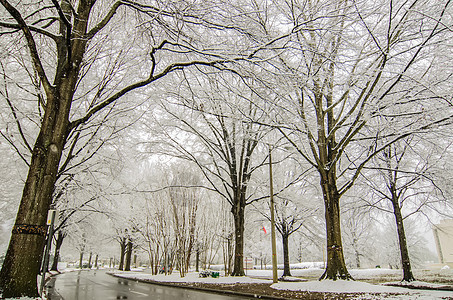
[112,269,273,284]
[111,267,453,299]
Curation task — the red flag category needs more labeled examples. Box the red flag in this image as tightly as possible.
[261,226,267,234]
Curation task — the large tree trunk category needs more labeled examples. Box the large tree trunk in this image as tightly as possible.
[118,238,126,271]
[231,204,245,276]
[0,3,93,297]
[319,174,352,280]
[50,231,66,271]
[391,198,415,282]
[282,233,292,277]
[124,240,133,271]
[0,102,67,297]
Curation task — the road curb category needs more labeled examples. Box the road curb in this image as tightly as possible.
[382,283,453,292]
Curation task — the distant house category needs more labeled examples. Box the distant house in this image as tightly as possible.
[432,219,453,267]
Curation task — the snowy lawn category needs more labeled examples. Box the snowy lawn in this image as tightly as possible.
[271,280,452,299]
[111,268,453,299]
[112,270,274,284]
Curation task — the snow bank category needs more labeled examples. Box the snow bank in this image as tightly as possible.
[112,271,273,284]
[383,280,453,290]
[111,271,453,299]
[272,280,406,293]
[272,280,453,299]
[210,262,325,270]
[290,262,325,269]
[350,268,401,279]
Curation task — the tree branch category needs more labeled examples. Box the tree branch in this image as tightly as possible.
[0,0,53,94]
[0,21,60,41]
[69,43,230,134]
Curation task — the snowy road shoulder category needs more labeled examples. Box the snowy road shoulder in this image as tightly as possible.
[110,270,453,299]
[111,270,273,284]
[272,280,408,293]
[271,280,453,299]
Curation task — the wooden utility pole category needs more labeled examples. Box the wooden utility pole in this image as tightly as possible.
[269,145,278,283]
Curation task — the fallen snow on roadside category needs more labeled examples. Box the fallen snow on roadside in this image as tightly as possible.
[112,271,273,284]
[350,268,402,278]
[272,280,453,299]
[112,271,453,299]
[272,280,407,293]
[383,280,452,289]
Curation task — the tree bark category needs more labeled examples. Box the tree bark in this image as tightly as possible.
[0,106,67,297]
[124,240,133,271]
[0,3,93,297]
[319,174,352,280]
[231,203,245,276]
[282,233,292,277]
[50,231,65,271]
[196,248,200,272]
[391,198,415,282]
[118,238,126,271]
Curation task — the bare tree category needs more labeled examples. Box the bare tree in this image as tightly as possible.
[0,0,249,296]
[360,136,448,281]
[248,0,452,280]
[166,169,201,277]
[146,72,274,276]
[273,197,313,278]
[252,154,317,277]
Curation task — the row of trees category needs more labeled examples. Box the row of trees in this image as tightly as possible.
[1,0,452,297]
[53,153,435,279]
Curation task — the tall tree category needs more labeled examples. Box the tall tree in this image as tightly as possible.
[0,1,245,296]
[167,170,201,277]
[253,153,317,277]
[361,136,449,281]
[273,197,312,278]
[149,72,274,276]
[250,0,452,280]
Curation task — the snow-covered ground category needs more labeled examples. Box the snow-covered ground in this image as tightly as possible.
[111,267,453,299]
[114,269,275,284]
[2,266,452,299]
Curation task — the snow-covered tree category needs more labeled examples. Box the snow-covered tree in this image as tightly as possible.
[360,136,451,281]
[0,0,251,296]
[144,71,276,276]
[245,0,453,280]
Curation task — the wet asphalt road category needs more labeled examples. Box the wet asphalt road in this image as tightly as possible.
[46,269,253,300]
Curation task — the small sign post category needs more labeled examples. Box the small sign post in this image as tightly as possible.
[40,209,57,296]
